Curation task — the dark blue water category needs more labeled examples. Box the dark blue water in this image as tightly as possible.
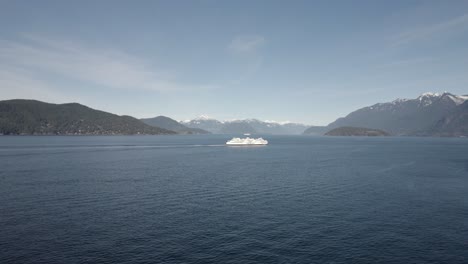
[1,135,467,263]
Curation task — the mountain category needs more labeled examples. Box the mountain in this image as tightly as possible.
[181,116,225,134]
[181,116,309,134]
[325,126,389,137]
[422,100,468,137]
[0,99,175,135]
[238,119,310,134]
[302,126,328,136]
[141,116,210,134]
[281,123,315,134]
[326,92,468,135]
[219,121,256,134]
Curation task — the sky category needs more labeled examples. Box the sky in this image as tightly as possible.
[1,0,468,125]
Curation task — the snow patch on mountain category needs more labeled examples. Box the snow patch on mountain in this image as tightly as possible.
[419,92,440,98]
[194,115,218,121]
[446,94,468,105]
[411,92,467,106]
[264,120,293,125]
[391,98,410,104]
[363,92,468,112]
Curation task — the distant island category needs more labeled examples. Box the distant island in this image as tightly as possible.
[0,100,175,135]
[325,127,390,137]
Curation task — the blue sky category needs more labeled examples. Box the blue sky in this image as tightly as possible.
[1,0,468,125]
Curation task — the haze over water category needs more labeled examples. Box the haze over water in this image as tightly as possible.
[1,135,467,263]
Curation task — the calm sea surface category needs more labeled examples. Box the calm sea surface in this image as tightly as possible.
[1,135,467,263]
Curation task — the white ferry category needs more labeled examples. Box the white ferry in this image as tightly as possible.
[226,137,268,145]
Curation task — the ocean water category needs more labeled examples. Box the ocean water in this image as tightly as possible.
[0,135,467,264]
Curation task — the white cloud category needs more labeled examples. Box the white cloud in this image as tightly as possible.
[226,35,266,84]
[228,35,265,53]
[0,67,79,103]
[0,34,213,100]
[390,13,468,46]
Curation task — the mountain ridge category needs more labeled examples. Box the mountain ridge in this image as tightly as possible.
[181,116,310,134]
[323,92,468,136]
[325,127,390,137]
[3,92,468,137]
[416,100,468,137]
[0,99,175,135]
[141,116,210,134]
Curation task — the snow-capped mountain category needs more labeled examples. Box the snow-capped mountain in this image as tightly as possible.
[181,116,309,134]
[141,116,210,134]
[181,115,225,133]
[326,92,468,135]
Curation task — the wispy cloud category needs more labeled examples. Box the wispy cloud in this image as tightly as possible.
[390,13,468,46]
[0,66,79,103]
[226,35,266,84]
[376,57,438,69]
[228,35,265,53]
[0,34,213,100]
